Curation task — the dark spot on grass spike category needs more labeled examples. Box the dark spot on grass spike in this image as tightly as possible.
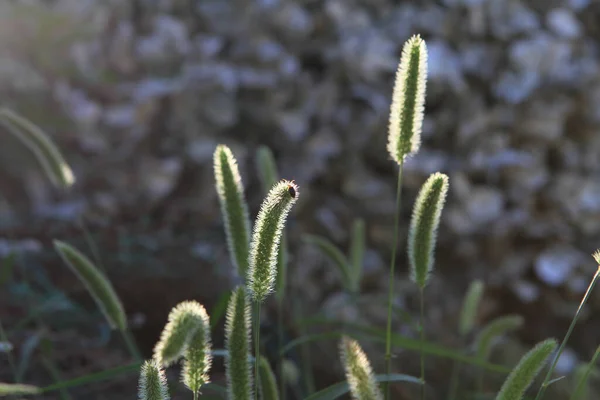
[287,184,296,198]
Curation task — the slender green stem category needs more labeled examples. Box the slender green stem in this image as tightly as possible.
[384,162,404,400]
[0,319,17,381]
[193,391,198,400]
[419,287,425,400]
[447,359,461,400]
[535,269,600,400]
[278,297,286,400]
[254,301,261,400]
[121,328,142,362]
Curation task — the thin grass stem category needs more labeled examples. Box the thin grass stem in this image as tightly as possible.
[384,162,404,400]
[255,300,261,400]
[122,328,142,362]
[447,359,460,400]
[0,320,17,381]
[535,269,600,400]
[419,287,425,400]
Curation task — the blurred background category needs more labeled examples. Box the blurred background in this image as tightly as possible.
[1,0,600,399]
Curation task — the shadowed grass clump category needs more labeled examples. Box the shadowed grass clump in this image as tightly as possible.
[53,240,127,332]
[225,287,253,400]
[340,336,383,400]
[138,359,170,400]
[214,144,252,279]
[181,305,212,399]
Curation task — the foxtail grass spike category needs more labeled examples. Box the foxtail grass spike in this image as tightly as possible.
[214,144,252,278]
[0,383,41,396]
[248,180,299,302]
[225,287,253,400]
[408,172,449,288]
[459,280,484,336]
[387,34,428,164]
[593,249,600,265]
[153,301,206,367]
[476,315,524,361]
[0,108,75,189]
[349,218,365,295]
[53,240,127,331]
[258,357,280,400]
[340,336,383,400]
[181,304,212,396]
[138,359,170,400]
[495,339,557,400]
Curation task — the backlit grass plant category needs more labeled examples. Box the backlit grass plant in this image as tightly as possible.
[3,35,600,400]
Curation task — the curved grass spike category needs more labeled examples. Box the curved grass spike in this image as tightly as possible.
[181,304,212,399]
[0,108,75,189]
[248,179,299,302]
[459,280,484,337]
[258,357,279,400]
[387,34,428,164]
[53,240,126,331]
[340,336,383,400]
[153,301,207,367]
[0,383,41,396]
[225,287,253,400]
[214,144,252,278]
[408,172,449,288]
[138,359,170,400]
[495,339,557,400]
[476,315,524,361]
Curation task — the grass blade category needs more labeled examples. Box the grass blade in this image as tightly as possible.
[305,374,422,400]
[0,383,41,396]
[303,235,350,289]
[348,219,365,295]
[258,356,279,400]
[476,315,524,361]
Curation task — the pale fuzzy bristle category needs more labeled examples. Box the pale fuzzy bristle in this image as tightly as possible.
[593,249,600,265]
[340,337,383,400]
[138,359,170,400]
[387,34,428,164]
[224,286,253,400]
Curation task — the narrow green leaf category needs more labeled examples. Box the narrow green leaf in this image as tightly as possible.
[0,252,16,286]
[495,339,557,400]
[303,234,350,289]
[348,219,365,295]
[0,108,75,189]
[0,382,41,396]
[476,315,524,361]
[211,291,232,330]
[214,144,252,279]
[53,240,127,331]
[569,344,600,400]
[340,336,383,400]
[225,287,253,400]
[138,359,170,400]
[258,356,279,400]
[248,180,299,302]
[305,374,422,400]
[459,280,485,336]
[408,172,449,288]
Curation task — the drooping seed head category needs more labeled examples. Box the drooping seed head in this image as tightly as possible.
[339,336,383,400]
[153,301,208,367]
[248,180,299,302]
[225,286,253,400]
[214,144,252,279]
[408,172,449,288]
[138,359,170,400]
[181,304,212,396]
[495,339,557,400]
[257,356,280,400]
[53,240,127,331]
[459,280,484,337]
[387,34,428,164]
[0,108,75,189]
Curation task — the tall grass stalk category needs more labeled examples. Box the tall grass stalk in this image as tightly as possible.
[254,300,261,400]
[535,251,600,400]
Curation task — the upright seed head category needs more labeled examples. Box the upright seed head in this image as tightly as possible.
[214,144,252,279]
[138,359,170,400]
[181,304,212,396]
[248,180,299,302]
[339,336,383,400]
[153,301,208,367]
[225,286,253,400]
[387,34,428,164]
[408,172,449,288]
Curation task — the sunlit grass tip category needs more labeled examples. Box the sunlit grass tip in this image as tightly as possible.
[408,172,449,288]
[225,286,253,400]
[387,34,428,164]
[181,304,212,396]
[153,301,208,367]
[0,108,75,189]
[495,339,558,400]
[138,359,170,400]
[340,336,383,400]
[214,144,252,278]
[53,240,127,331]
[248,179,299,302]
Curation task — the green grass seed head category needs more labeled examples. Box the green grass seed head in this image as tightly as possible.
[495,339,558,400]
[257,356,280,400]
[138,359,170,400]
[0,383,41,396]
[408,172,449,288]
[181,304,212,396]
[225,286,253,400]
[248,179,299,302]
[153,301,207,367]
[340,336,383,400]
[0,108,75,189]
[459,280,485,336]
[476,315,524,361]
[214,144,252,279]
[593,249,600,265]
[387,34,428,164]
[53,240,127,331]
